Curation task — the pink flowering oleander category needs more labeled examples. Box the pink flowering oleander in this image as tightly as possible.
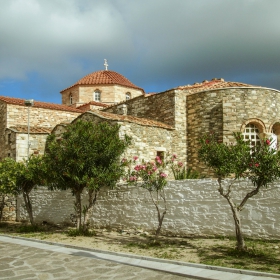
[172,154,177,159]
[134,165,141,171]
[133,156,138,161]
[160,173,167,178]
[266,139,270,145]
[129,176,137,182]
[255,163,259,167]
[178,162,183,167]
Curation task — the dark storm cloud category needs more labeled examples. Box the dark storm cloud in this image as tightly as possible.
[0,0,279,101]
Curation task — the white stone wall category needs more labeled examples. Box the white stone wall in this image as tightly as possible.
[18,179,280,239]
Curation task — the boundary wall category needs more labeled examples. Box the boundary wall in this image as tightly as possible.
[17,179,280,239]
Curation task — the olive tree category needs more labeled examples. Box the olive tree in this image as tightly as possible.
[44,120,130,231]
[199,132,280,251]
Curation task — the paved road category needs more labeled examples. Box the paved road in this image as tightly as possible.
[0,240,191,280]
[0,236,279,280]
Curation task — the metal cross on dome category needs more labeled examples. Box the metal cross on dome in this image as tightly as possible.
[104,59,108,71]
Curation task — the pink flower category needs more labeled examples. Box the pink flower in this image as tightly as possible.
[133,156,138,161]
[155,156,162,164]
[255,163,259,167]
[178,162,183,167]
[134,165,141,171]
[129,176,137,182]
[172,154,177,159]
[160,173,167,178]
[152,166,158,171]
[266,139,270,145]
[121,158,127,163]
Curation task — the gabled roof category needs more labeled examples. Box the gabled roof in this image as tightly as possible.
[0,96,83,113]
[81,110,174,130]
[176,78,261,94]
[76,101,108,111]
[7,125,52,134]
[60,70,144,93]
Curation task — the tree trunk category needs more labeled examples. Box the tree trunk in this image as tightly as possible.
[230,205,246,250]
[155,210,166,237]
[149,190,167,238]
[22,192,34,225]
[217,178,246,251]
[83,189,98,230]
[74,191,82,230]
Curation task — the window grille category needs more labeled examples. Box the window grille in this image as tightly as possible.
[243,124,261,148]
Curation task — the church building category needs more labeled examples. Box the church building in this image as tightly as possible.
[1,64,280,175]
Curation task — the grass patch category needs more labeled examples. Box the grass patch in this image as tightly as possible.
[67,228,96,237]
[197,239,280,274]
[17,224,42,233]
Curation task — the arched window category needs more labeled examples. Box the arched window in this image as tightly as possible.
[125,92,131,100]
[69,94,73,105]
[94,90,101,102]
[243,123,261,149]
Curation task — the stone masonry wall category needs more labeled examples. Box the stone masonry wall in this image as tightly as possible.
[186,87,280,174]
[103,90,187,164]
[0,103,81,160]
[0,194,16,221]
[0,101,7,159]
[61,85,143,106]
[15,133,49,161]
[77,112,178,164]
[103,90,177,127]
[6,104,81,129]
[222,88,280,143]
[186,90,224,174]
[3,130,49,160]
[17,179,280,239]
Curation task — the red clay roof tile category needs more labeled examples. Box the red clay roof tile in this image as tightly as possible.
[8,125,52,134]
[176,78,261,94]
[61,70,144,93]
[0,96,83,113]
[76,101,108,110]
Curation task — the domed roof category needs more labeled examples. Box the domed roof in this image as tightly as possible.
[61,70,144,93]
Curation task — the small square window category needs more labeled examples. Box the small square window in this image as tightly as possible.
[156,151,164,161]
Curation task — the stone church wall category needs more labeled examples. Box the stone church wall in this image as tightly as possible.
[6,104,80,129]
[186,87,280,174]
[15,133,49,161]
[103,90,187,165]
[103,90,178,127]
[17,179,280,239]
[3,130,49,161]
[0,103,81,160]
[77,112,177,163]
[61,85,143,106]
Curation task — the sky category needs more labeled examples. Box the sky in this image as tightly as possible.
[0,0,280,104]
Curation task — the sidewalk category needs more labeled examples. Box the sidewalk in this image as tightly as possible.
[0,235,279,280]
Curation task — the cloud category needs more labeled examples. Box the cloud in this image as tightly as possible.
[0,0,280,101]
